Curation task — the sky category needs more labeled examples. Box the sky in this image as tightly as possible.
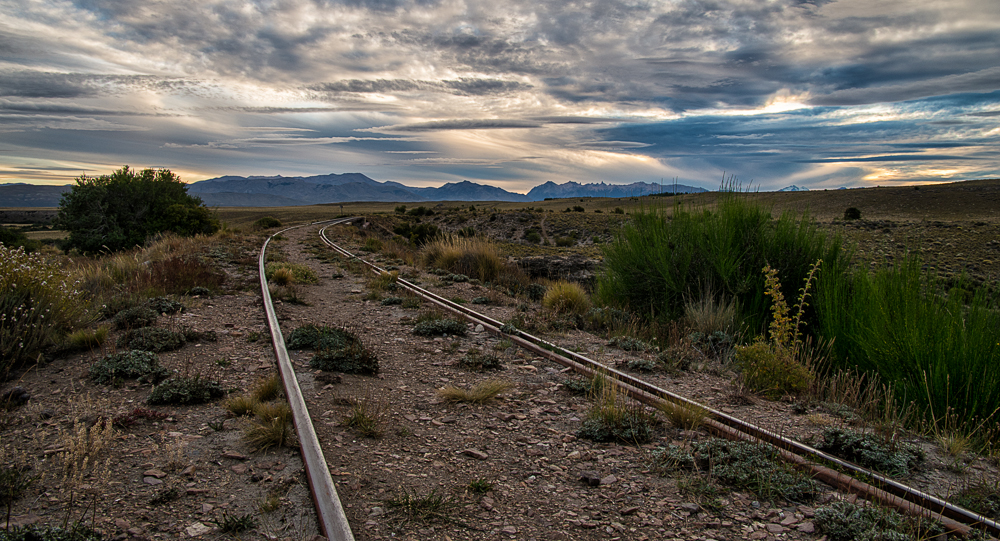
[1,0,999,193]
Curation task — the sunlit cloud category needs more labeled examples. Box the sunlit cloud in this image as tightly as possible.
[0,0,997,189]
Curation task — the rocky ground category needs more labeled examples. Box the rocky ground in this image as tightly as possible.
[2,212,998,541]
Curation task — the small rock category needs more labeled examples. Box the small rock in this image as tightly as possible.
[185,522,213,537]
[679,502,700,513]
[475,324,484,333]
[143,477,163,486]
[600,474,618,485]
[231,464,248,474]
[143,469,167,479]
[115,519,130,531]
[221,451,248,460]
[501,526,517,534]
[369,507,384,516]
[181,465,196,477]
[480,497,495,511]
[797,521,815,533]
[748,531,768,540]
[765,523,785,533]
[620,506,640,515]
[463,448,488,460]
[127,527,144,537]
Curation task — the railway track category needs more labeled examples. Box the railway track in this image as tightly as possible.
[301,221,999,540]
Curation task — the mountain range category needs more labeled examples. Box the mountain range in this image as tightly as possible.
[0,173,706,207]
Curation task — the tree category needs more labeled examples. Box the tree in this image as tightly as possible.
[56,166,219,253]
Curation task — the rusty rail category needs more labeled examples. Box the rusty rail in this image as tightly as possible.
[318,222,1000,539]
[260,219,358,541]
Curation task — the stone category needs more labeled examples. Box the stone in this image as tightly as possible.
[143,469,167,479]
[679,503,700,513]
[115,519,130,531]
[600,474,618,485]
[796,521,815,533]
[765,523,785,533]
[463,448,488,460]
[221,451,248,460]
[143,477,163,485]
[231,464,248,474]
[185,522,213,537]
[501,526,517,534]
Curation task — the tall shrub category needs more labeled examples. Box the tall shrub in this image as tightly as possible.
[1,245,91,373]
[815,256,1000,430]
[595,195,848,334]
[56,166,219,254]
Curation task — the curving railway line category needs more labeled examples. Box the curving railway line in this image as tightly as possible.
[259,218,999,540]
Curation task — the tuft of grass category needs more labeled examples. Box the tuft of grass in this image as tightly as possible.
[251,373,282,402]
[683,293,738,336]
[341,389,390,438]
[658,400,709,431]
[577,380,656,445]
[420,236,519,283]
[213,511,257,533]
[243,401,295,450]
[734,341,813,400]
[265,261,318,284]
[813,500,944,541]
[368,270,399,292]
[457,348,504,371]
[385,488,460,525]
[224,394,259,417]
[66,325,109,351]
[542,280,591,315]
[953,479,1000,521]
[269,266,295,286]
[288,324,379,375]
[467,478,493,494]
[437,379,513,404]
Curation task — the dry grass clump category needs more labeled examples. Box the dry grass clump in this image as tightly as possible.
[577,379,656,444]
[265,261,318,284]
[542,280,592,315]
[421,236,519,283]
[341,388,391,438]
[437,379,513,404]
[658,400,710,431]
[243,401,295,450]
[368,270,399,292]
[684,293,738,336]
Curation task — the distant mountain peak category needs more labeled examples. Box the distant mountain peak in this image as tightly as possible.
[779,185,809,192]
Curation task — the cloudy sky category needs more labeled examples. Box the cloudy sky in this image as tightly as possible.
[2,0,998,192]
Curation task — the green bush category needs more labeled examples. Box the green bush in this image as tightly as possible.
[90,350,171,384]
[117,327,185,352]
[1,244,91,373]
[287,325,379,374]
[412,315,467,337]
[595,194,847,335]
[814,501,912,541]
[843,207,862,220]
[608,335,649,352]
[458,349,504,371]
[0,225,41,252]
[393,222,440,245]
[814,427,923,477]
[56,166,219,254]
[692,439,819,503]
[147,296,184,315]
[264,262,318,284]
[734,341,813,399]
[148,375,224,405]
[113,306,158,330]
[523,229,542,244]
[252,216,283,229]
[0,525,102,541]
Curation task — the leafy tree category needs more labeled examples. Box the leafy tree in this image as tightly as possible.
[56,166,219,253]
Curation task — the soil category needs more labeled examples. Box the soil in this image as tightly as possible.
[3,196,1000,541]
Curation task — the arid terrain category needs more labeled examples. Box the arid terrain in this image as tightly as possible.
[2,180,999,541]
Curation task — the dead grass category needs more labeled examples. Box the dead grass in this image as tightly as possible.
[437,379,513,404]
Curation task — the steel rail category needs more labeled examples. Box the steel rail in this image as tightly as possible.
[318,222,999,538]
[260,218,358,541]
